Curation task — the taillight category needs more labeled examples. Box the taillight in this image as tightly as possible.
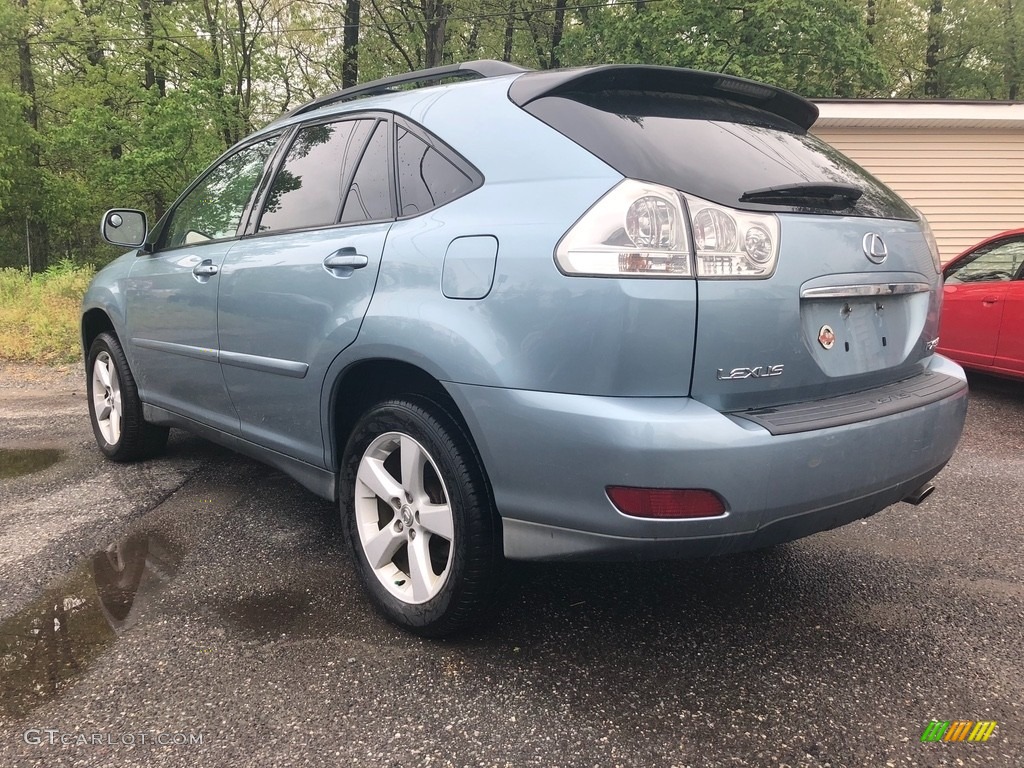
[556,180,779,279]
[606,486,726,519]
[916,208,942,274]
[684,194,780,278]
[555,180,692,277]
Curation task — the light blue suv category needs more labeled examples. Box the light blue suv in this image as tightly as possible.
[84,61,968,635]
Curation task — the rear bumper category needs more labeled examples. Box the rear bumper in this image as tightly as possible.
[444,355,968,561]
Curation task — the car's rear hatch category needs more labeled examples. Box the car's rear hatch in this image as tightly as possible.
[512,66,943,413]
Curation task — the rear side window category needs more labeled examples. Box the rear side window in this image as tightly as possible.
[258,119,374,232]
[341,120,392,224]
[523,92,915,220]
[395,120,479,216]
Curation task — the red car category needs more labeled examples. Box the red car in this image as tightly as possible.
[939,229,1024,380]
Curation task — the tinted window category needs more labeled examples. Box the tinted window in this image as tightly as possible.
[946,238,1024,284]
[163,139,276,248]
[523,93,916,220]
[341,121,392,224]
[396,124,476,216]
[259,119,374,232]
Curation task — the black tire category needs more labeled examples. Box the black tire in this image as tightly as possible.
[339,397,502,637]
[86,332,169,462]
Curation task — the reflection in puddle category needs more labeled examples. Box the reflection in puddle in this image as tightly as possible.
[0,531,178,718]
[0,448,63,479]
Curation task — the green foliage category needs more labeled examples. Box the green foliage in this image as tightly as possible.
[0,0,1023,273]
[558,0,886,97]
[0,261,93,363]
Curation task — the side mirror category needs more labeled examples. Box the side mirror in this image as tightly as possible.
[101,209,148,249]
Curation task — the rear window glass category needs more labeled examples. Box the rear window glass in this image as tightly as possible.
[523,92,915,220]
[259,119,373,233]
[396,124,476,216]
[341,120,392,224]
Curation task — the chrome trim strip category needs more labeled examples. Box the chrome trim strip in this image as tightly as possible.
[800,282,930,299]
[219,350,308,378]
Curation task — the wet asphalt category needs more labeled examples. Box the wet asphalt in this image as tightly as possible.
[0,363,1021,768]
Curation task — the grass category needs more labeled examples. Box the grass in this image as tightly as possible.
[0,261,94,365]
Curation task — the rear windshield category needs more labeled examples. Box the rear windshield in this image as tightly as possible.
[522,91,915,221]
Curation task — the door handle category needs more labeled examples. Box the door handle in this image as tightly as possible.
[323,248,369,278]
[982,296,1000,305]
[323,250,369,270]
[192,260,219,282]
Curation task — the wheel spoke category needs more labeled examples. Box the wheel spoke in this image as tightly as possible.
[108,404,121,443]
[357,457,403,503]
[418,502,453,541]
[363,523,405,570]
[400,436,426,498]
[96,358,112,389]
[96,403,112,421]
[408,535,436,602]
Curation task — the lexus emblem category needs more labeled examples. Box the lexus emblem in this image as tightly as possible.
[818,324,836,350]
[863,232,888,264]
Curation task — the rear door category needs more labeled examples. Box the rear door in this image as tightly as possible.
[994,278,1024,376]
[990,236,1024,375]
[218,116,392,465]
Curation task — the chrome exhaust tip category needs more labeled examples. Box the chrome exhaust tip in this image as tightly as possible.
[903,482,936,506]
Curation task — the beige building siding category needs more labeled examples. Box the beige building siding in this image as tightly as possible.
[811,101,1024,265]
[811,127,1024,262]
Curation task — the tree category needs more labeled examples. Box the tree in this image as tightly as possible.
[2,0,1024,271]
[558,0,886,97]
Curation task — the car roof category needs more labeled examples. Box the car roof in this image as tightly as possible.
[256,60,819,141]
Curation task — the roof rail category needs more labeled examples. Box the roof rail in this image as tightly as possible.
[277,60,531,123]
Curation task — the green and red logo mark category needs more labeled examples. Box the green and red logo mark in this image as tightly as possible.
[920,720,997,742]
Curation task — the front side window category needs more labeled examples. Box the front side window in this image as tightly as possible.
[162,138,277,249]
[258,119,374,233]
[945,238,1024,284]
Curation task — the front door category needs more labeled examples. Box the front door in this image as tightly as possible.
[941,235,1023,370]
[125,138,279,433]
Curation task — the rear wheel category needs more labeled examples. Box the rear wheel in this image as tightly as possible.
[340,397,501,636]
[87,332,169,462]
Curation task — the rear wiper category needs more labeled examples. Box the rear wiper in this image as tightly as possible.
[739,182,863,209]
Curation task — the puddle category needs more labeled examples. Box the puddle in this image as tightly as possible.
[0,448,64,479]
[0,531,178,718]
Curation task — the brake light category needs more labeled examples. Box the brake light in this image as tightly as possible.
[916,208,942,274]
[606,486,726,519]
[555,180,692,277]
[684,194,780,278]
[556,180,779,279]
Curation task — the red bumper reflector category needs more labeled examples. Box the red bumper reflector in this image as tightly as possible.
[606,486,726,519]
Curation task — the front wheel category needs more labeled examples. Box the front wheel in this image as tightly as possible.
[86,332,169,462]
[340,398,502,636]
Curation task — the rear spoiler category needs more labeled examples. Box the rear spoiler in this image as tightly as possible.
[507,65,818,131]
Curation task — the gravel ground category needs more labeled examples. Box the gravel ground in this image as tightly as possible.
[1,362,1022,767]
